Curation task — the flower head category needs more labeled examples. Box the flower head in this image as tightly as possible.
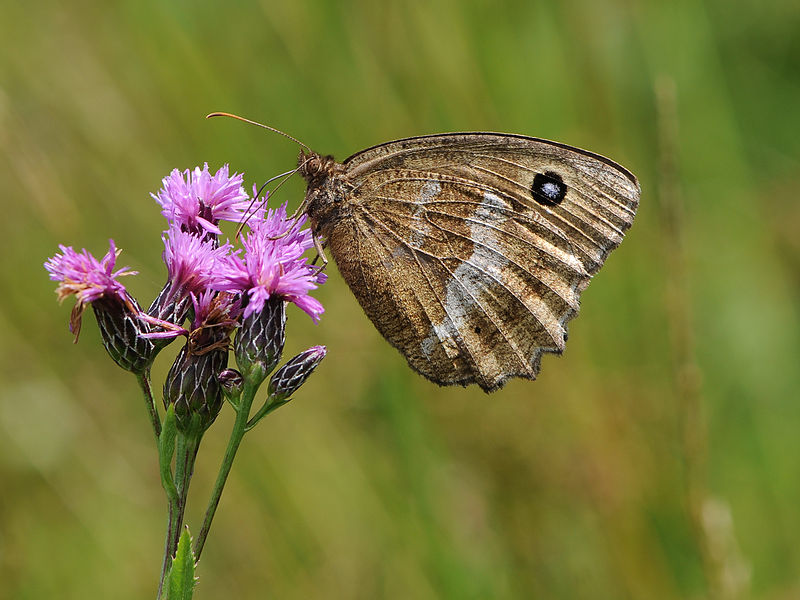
[44,240,137,335]
[162,226,234,296]
[145,226,235,329]
[216,203,326,322]
[162,290,240,434]
[152,164,257,236]
[188,290,241,344]
[45,240,134,305]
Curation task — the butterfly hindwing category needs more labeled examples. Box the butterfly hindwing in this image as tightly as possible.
[303,133,640,391]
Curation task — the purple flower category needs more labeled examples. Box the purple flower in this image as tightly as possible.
[216,203,326,322]
[189,290,241,334]
[45,240,137,331]
[152,164,257,236]
[162,226,234,297]
[145,226,235,327]
[143,289,242,344]
[45,240,134,304]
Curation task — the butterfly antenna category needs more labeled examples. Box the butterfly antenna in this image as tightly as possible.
[285,156,315,221]
[235,179,272,239]
[254,167,309,240]
[260,162,318,242]
[206,112,312,153]
[235,168,300,237]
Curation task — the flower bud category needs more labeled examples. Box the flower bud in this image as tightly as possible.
[218,368,243,397]
[163,344,228,435]
[234,296,286,383]
[267,346,326,403]
[93,296,156,374]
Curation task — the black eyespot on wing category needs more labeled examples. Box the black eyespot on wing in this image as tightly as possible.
[531,171,567,206]
[474,326,482,334]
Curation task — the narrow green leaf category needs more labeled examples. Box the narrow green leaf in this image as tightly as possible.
[159,405,178,502]
[165,527,197,600]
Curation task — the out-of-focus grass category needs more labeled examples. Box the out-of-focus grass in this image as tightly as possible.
[1,0,799,598]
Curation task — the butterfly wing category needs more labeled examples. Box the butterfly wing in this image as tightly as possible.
[327,133,640,391]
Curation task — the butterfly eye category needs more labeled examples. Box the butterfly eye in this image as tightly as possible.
[531,171,567,206]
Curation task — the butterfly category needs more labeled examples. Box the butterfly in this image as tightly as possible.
[210,116,640,392]
[295,132,640,392]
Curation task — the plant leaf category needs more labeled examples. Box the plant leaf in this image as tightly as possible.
[165,527,197,600]
[159,404,178,502]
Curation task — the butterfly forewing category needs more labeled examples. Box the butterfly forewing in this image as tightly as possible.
[308,133,640,391]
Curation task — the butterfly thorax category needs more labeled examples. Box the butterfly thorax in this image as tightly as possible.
[298,150,350,238]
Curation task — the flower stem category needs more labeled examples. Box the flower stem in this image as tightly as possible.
[158,431,201,599]
[157,500,178,599]
[172,432,201,551]
[245,398,289,431]
[136,369,161,440]
[193,381,258,559]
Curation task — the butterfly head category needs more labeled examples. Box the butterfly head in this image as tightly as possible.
[297,151,337,185]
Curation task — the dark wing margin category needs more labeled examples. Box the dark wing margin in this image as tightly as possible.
[344,132,639,188]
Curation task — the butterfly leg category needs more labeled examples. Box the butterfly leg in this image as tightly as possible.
[310,232,329,273]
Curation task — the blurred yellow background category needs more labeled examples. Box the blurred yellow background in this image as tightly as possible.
[2,0,799,598]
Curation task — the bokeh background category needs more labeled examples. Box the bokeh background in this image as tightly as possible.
[2,0,799,598]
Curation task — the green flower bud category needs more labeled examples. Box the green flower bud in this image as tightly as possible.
[163,344,228,435]
[268,346,326,403]
[234,297,285,383]
[93,297,156,374]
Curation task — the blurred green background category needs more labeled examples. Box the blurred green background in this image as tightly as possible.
[2,0,799,598]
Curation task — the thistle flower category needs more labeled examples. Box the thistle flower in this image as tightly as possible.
[45,241,134,316]
[148,226,234,324]
[44,240,156,372]
[163,291,240,434]
[186,290,241,353]
[44,240,136,333]
[45,163,331,589]
[152,163,257,237]
[217,203,326,322]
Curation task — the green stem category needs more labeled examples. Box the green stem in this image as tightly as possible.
[158,431,201,599]
[157,408,177,599]
[136,369,161,440]
[245,398,289,431]
[157,500,178,600]
[193,382,258,559]
[171,433,201,553]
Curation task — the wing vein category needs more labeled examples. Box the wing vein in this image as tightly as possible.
[360,207,567,352]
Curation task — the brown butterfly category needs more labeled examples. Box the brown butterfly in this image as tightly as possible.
[212,116,640,392]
